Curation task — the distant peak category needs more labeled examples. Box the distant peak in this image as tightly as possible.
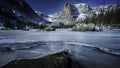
[75,3,90,8]
[64,2,73,8]
[75,3,88,5]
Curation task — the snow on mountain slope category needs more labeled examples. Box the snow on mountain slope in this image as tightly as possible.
[93,4,119,14]
[0,0,50,25]
[47,3,119,24]
[75,3,91,13]
[35,11,48,18]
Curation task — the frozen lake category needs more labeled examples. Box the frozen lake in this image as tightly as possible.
[0,29,120,68]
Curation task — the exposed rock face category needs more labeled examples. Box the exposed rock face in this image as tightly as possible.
[48,3,120,25]
[61,2,79,22]
[47,2,79,25]
[1,51,72,68]
[72,23,95,31]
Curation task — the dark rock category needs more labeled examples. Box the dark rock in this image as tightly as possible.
[21,29,30,31]
[0,46,14,52]
[1,51,72,68]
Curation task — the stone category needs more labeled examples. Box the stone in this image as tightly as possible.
[1,51,72,68]
[43,26,56,31]
[72,23,95,31]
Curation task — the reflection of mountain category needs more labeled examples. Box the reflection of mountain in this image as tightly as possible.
[48,2,120,25]
[0,0,50,25]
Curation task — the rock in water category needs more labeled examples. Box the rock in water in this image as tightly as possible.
[1,51,72,68]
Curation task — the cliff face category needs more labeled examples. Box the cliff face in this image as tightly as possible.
[55,2,79,24]
[62,2,79,22]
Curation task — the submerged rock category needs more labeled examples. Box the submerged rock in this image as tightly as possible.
[1,51,72,68]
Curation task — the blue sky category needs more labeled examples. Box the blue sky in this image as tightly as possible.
[26,0,119,14]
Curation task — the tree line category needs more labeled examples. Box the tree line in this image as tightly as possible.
[80,5,120,28]
[3,20,47,30]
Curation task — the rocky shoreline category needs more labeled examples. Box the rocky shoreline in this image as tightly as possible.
[1,51,84,68]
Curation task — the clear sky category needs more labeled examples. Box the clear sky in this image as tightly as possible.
[26,0,119,14]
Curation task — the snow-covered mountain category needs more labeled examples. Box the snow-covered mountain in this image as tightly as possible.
[0,0,50,25]
[35,11,48,19]
[48,2,120,25]
[1,0,119,27]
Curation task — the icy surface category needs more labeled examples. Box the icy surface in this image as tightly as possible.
[0,29,120,68]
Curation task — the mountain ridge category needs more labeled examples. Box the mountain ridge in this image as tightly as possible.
[0,0,50,25]
[46,2,120,25]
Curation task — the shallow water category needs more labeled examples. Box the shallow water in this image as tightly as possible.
[0,29,120,68]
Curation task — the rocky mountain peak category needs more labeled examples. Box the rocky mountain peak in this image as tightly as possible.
[58,2,79,23]
[92,4,120,14]
[64,2,71,8]
[63,2,76,15]
[75,3,90,8]
[48,3,120,25]
[75,3,91,13]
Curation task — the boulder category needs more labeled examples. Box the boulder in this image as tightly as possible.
[1,51,72,68]
[95,26,103,31]
[43,26,56,31]
[72,23,95,31]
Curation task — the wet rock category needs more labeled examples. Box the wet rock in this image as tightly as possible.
[1,51,72,68]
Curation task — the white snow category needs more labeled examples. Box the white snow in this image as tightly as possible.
[35,3,119,24]
[76,13,88,21]
[13,10,16,13]
[45,18,53,22]
[75,3,88,8]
